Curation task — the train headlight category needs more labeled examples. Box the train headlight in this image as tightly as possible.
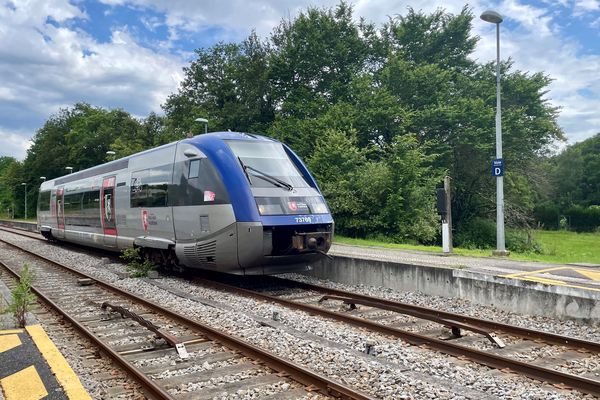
[255,196,329,215]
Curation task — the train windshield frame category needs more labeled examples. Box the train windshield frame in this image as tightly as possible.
[226,140,310,189]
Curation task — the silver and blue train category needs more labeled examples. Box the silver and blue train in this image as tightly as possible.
[36,132,333,274]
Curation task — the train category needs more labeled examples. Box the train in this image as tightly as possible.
[36,132,334,274]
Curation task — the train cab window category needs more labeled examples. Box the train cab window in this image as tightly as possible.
[189,159,200,179]
[169,158,230,206]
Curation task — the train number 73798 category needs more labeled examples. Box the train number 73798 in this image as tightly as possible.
[294,216,313,223]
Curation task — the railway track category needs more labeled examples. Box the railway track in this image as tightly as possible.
[0,235,372,400]
[189,274,600,398]
[2,222,599,397]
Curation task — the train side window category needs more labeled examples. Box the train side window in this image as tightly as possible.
[38,191,51,211]
[189,159,200,179]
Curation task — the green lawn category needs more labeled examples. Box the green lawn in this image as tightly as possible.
[334,229,600,264]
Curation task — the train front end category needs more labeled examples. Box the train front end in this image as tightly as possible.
[193,133,334,275]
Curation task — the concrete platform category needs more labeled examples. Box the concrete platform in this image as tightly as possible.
[306,244,600,321]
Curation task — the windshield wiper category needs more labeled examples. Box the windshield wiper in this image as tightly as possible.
[237,157,293,191]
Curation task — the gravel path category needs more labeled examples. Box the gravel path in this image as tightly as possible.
[1,230,597,399]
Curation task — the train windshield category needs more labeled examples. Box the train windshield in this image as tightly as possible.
[227,141,310,188]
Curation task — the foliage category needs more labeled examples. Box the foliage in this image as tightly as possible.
[550,133,600,207]
[533,202,560,230]
[120,248,156,278]
[7,264,36,328]
[454,218,542,253]
[0,157,23,218]
[564,205,600,232]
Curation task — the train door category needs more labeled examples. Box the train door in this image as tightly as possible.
[101,176,117,247]
[56,187,65,238]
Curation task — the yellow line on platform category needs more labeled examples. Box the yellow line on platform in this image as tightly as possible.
[26,324,91,400]
[0,365,48,400]
[0,334,21,353]
[575,268,600,282]
[0,329,24,335]
[503,266,565,278]
[516,277,600,292]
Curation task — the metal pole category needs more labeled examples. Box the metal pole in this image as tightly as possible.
[494,22,506,255]
[23,183,27,220]
[444,176,453,253]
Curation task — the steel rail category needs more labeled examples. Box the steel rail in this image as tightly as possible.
[0,226,45,241]
[193,277,600,397]
[0,237,372,400]
[0,259,175,400]
[270,276,600,353]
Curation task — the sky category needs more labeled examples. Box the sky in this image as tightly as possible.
[1,0,599,160]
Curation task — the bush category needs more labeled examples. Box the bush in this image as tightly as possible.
[455,218,542,253]
[533,202,560,230]
[120,248,156,278]
[564,205,600,232]
[8,264,36,327]
[454,218,496,249]
[506,230,543,254]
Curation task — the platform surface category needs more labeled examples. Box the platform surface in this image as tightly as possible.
[330,243,600,293]
[0,325,91,400]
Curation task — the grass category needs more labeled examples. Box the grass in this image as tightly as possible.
[334,229,600,265]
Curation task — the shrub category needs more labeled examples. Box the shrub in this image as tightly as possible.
[533,202,560,230]
[506,230,543,254]
[120,248,156,278]
[455,218,542,253]
[564,205,600,232]
[8,264,36,328]
[454,218,496,249]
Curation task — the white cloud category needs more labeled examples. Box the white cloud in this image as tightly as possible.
[0,128,32,159]
[0,0,185,160]
[471,0,600,144]
[574,0,600,14]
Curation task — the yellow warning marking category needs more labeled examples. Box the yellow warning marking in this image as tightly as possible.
[575,269,600,282]
[503,266,565,278]
[0,329,23,335]
[26,325,92,400]
[517,275,567,286]
[0,334,22,353]
[502,266,600,292]
[0,365,48,400]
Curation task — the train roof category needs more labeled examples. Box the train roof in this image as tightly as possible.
[40,131,280,190]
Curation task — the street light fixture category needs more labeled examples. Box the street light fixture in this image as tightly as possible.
[480,10,508,256]
[65,166,73,174]
[194,118,208,134]
[21,182,27,219]
[106,151,116,161]
[40,176,46,181]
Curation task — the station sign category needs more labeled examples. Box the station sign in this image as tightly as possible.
[492,159,504,177]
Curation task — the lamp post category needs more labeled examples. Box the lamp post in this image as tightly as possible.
[65,166,73,174]
[21,182,27,220]
[194,118,208,134]
[481,10,508,256]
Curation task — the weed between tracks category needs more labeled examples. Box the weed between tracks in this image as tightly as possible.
[6,264,36,327]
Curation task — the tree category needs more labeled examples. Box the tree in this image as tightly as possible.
[163,32,274,135]
[550,133,600,207]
